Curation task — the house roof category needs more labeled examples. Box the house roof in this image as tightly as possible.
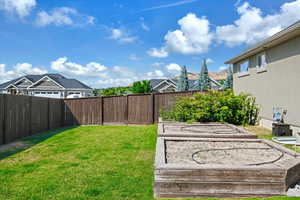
[150,78,221,91]
[0,74,92,90]
[179,72,227,81]
[225,20,300,64]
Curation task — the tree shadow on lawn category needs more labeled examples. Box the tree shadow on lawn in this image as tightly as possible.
[0,126,77,160]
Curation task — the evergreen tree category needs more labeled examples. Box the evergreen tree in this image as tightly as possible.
[196,59,211,91]
[176,65,189,91]
[224,66,233,89]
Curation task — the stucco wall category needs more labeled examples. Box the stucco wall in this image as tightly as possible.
[233,36,300,130]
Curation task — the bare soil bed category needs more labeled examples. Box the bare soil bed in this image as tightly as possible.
[158,122,257,139]
[154,137,300,198]
[166,140,291,166]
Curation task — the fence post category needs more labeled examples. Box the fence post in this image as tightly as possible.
[47,98,50,130]
[150,93,155,124]
[2,95,7,144]
[60,99,64,127]
[100,97,103,125]
[28,96,32,136]
[125,95,129,124]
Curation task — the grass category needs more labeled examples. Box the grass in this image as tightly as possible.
[245,126,300,152]
[0,125,299,200]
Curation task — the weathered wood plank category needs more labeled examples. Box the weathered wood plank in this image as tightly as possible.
[0,95,4,145]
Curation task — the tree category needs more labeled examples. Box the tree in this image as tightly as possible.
[196,59,211,91]
[177,65,189,91]
[95,86,131,96]
[131,80,151,94]
[224,66,233,89]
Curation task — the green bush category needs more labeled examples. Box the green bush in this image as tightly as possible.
[160,90,259,125]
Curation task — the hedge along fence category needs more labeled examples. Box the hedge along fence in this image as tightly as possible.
[0,91,202,145]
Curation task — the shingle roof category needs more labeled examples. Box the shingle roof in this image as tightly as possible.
[0,74,91,89]
[225,20,300,64]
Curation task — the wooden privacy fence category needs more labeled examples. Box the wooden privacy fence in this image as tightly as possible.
[0,90,201,145]
[0,95,64,145]
[63,91,201,125]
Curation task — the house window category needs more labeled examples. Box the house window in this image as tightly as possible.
[41,92,46,94]
[35,92,40,94]
[47,92,52,94]
[257,53,267,68]
[54,92,59,94]
[239,60,249,73]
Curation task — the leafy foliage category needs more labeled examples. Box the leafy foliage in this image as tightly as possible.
[161,90,260,125]
[93,87,131,96]
[176,66,189,91]
[195,59,211,91]
[131,80,151,94]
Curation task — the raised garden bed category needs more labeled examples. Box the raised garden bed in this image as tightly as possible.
[158,121,257,139]
[154,137,300,198]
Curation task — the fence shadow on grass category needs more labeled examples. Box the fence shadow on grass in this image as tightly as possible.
[0,126,76,160]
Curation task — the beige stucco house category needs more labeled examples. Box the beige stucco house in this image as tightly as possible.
[225,21,300,134]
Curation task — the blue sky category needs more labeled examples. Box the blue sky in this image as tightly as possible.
[0,0,299,88]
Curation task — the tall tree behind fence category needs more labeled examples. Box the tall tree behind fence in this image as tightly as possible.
[0,91,201,145]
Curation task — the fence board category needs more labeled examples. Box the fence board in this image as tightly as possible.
[154,91,198,122]
[31,97,49,135]
[63,98,102,125]
[0,91,202,145]
[128,94,153,124]
[4,95,31,143]
[49,99,63,129]
[103,96,127,123]
[0,95,4,144]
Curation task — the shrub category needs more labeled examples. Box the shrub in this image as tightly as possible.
[160,90,259,125]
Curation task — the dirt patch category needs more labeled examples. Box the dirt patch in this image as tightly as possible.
[0,141,32,153]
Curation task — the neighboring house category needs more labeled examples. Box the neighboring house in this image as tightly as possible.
[150,76,223,93]
[225,21,300,133]
[0,74,93,99]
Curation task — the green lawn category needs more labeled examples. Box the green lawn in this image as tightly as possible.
[0,125,299,200]
[245,126,300,152]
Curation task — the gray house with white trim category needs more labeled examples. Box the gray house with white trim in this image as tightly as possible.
[225,21,300,134]
[150,77,222,93]
[0,74,93,98]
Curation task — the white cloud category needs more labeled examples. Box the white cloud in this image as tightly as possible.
[110,28,137,44]
[112,66,137,77]
[166,63,181,75]
[0,0,36,18]
[152,62,164,67]
[219,66,228,71]
[96,78,136,87]
[145,70,165,78]
[129,54,140,61]
[216,1,300,47]
[206,58,214,64]
[0,63,47,83]
[140,17,150,31]
[148,13,213,57]
[147,47,169,58]
[51,57,107,78]
[36,7,94,27]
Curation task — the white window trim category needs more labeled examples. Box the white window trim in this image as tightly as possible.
[238,60,250,77]
[256,52,268,74]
